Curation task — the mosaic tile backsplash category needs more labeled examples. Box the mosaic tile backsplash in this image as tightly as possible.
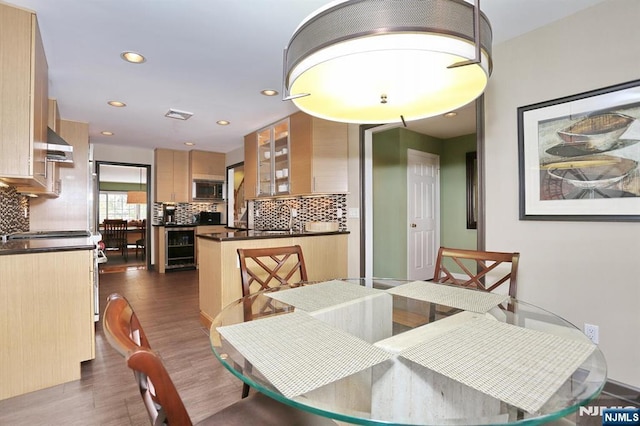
[153,202,223,224]
[252,194,347,232]
[0,186,29,234]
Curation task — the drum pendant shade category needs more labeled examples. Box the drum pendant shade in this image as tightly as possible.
[283,0,493,124]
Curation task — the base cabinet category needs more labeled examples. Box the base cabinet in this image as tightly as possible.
[0,250,95,401]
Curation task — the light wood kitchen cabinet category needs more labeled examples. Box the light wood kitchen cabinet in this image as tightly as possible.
[155,148,189,202]
[289,111,348,194]
[0,3,49,188]
[244,131,257,198]
[0,249,95,401]
[189,150,225,180]
[244,112,348,198]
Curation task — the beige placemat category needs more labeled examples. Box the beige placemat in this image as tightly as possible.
[266,279,383,312]
[217,311,392,398]
[386,280,509,313]
[399,316,596,414]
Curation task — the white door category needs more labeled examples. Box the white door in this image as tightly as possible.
[407,149,440,280]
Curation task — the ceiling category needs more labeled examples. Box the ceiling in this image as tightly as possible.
[6,0,606,153]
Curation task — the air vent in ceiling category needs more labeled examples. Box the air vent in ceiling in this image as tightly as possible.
[164,109,194,120]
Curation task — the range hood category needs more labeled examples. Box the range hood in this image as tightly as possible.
[46,127,74,163]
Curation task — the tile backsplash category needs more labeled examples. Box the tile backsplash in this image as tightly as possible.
[0,186,29,234]
[153,202,224,224]
[252,194,347,231]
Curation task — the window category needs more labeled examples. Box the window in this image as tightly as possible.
[99,192,146,223]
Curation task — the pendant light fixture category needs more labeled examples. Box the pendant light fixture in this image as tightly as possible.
[127,168,146,204]
[283,0,492,124]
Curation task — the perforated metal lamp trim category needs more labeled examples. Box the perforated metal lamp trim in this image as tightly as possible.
[283,0,493,124]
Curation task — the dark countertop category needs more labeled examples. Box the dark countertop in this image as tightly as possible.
[0,237,95,256]
[197,230,349,242]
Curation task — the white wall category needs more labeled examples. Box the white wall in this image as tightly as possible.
[485,0,640,387]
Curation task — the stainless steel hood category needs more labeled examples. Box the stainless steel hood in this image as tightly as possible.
[46,127,74,163]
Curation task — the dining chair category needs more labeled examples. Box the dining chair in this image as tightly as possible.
[104,293,335,426]
[236,245,307,398]
[135,219,146,259]
[103,219,128,261]
[237,245,308,297]
[103,293,151,356]
[431,247,520,297]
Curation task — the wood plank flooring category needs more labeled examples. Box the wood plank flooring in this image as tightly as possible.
[0,269,242,425]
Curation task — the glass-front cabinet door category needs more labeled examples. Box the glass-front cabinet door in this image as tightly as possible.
[257,118,290,196]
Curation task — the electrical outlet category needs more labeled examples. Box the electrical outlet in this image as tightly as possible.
[584,323,599,344]
[291,208,297,217]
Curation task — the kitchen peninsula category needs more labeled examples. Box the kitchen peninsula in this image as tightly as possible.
[197,229,348,327]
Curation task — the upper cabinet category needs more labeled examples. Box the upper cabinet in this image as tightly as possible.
[189,150,225,181]
[257,118,290,197]
[244,112,348,198]
[289,112,348,194]
[0,3,49,188]
[155,149,189,203]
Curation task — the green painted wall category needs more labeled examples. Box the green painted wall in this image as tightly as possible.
[99,182,148,191]
[372,128,441,279]
[372,129,477,279]
[440,133,477,251]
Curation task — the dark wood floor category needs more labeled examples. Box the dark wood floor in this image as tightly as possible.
[0,268,242,425]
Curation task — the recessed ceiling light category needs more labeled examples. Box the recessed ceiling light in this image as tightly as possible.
[108,100,126,107]
[120,51,146,64]
[101,131,114,136]
[184,142,196,146]
[260,89,279,96]
[444,112,458,118]
[216,120,230,126]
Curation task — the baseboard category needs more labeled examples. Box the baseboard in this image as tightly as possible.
[199,311,213,329]
[602,378,640,405]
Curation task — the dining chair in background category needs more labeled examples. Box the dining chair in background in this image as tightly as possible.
[135,219,146,259]
[236,244,307,398]
[431,247,520,297]
[104,293,335,426]
[103,219,128,261]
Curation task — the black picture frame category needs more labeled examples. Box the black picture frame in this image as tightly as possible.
[466,151,478,229]
[517,79,640,222]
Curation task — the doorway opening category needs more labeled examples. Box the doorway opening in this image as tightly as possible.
[96,161,151,273]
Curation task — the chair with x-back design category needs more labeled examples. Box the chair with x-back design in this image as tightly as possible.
[431,247,520,298]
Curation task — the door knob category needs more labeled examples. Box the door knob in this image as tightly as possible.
[410,223,417,228]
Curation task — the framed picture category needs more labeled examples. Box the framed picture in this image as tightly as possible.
[518,79,640,221]
[466,151,478,229]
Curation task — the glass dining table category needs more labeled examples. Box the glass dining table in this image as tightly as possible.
[209,278,606,425]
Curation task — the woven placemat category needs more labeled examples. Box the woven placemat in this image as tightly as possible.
[266,279,383,312]
[217,311,392,398]
[386,280,509,313]
[399,316,596,414]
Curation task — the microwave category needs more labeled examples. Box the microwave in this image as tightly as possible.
[193,179,225,201]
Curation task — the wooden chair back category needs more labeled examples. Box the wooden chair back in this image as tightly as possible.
[103,219,128,259]
[126,348,193,426]
[432,247,520,298]
[103,293,150,356]
[237,245,308,297]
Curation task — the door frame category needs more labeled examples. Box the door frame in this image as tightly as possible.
[359,97,485,278]
[96,161,152,270]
